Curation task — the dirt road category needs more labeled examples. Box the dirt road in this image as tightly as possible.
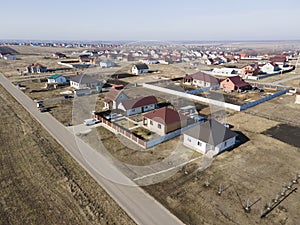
[0,84,136,225]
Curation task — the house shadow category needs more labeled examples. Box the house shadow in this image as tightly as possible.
[111,73,136,79]
[47,106,58,111]
[218,130,250,156]
[157,102,172,108]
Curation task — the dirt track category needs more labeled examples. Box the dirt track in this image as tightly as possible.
[0,84,135,225]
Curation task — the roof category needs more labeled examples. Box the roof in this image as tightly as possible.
[105,88,128,102]
[143,107,188,125]
[189,71,219,83]
[28,63,47,68]
[184,119,237,146]
[48,73,63,79]
[120,96,157,110]
[69,74,99,84]
[133,63,149,70]
[222,76,250,88]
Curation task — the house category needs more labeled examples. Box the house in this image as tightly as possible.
[131,63,149,75]
[211,68,238,77]
[103,88,129,110]
[260,62,281,74]
[3,54,16,60]
[184,71,219,88]
[220,76,251,92]
[79,54,91,63]
[53,52,67,59]
[269,55,288,66]
[47,74,67,84]
[240,64,259,76]
[295,92,300,104]
[26,63,47,73]
[99,59,116,68]
[117,96,157,116]
[183,119,237,155]
[70,74,102,90]
[142,107,188,136]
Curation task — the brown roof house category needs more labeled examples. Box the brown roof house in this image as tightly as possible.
[118,96,157,116]
[240,63,259,76]
[269,55,288,66]
[220,76,251,92]
[26,63,47,73]
[184,71,219,88]
[142,107,188,136]
[104,88,129,110]
[183,119,237,156]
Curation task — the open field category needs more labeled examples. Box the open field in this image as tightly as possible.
[144,112,300,225]
[0,85,135,225]
[244,94,300,127]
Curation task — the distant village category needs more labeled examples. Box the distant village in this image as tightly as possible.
[1,41,299,157]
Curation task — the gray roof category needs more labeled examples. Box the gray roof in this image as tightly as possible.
[70,74,100,84]
[184,119,237,146]
[133,63,149,70]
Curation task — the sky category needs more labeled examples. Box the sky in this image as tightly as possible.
[1,0,300,41]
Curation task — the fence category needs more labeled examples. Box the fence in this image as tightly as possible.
[143,83,289,112]
[146,121,201,148]
[185,86,211,94]
[97,114,202,149]
[98,116,147,148]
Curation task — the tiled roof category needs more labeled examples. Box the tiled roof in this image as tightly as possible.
[184,119,237,146]
[190,71,219,83]
[224,76,250,88]
[133,63,149,70]
[70,74,99,84]
[105,88,128,102]
[143,107,187,125]
[120,96,157,110]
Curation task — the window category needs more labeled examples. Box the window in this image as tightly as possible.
[197,141,202,146]
[158,124,161,129]
[150,120,153,125]
[187,138,191,142]
[224,141,227,147]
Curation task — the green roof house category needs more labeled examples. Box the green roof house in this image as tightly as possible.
[47,74,67,84]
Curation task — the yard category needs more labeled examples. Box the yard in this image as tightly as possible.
[143,112,300,225]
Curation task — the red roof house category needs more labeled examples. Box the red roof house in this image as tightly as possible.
[220,76,251,92]
[104,88,129,110]
[118,96,158,116]
[184,71,219,88]
[142,107,188,136]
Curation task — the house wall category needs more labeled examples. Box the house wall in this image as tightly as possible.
[215,136,236,153]
[261,64,274,74]
[70,81,80,89]
[48,76,67,84]
[183,135,236,155]
[165,120,187,134]
[183,134,207,154]
[142,104,156,112]
[126,107,142,116]
[220,79,235,91]
[144,118,166,136]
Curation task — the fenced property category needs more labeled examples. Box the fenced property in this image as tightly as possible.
[95,113,201,149]
[143,82,290,111]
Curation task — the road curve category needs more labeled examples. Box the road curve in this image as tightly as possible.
[0,73,185,225]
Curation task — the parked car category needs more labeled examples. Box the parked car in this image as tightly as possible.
[83,118,99,126]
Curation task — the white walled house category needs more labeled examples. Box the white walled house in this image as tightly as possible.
[3,54,16,60]
[260,62,281,74]
[117,96,157,116]
[100,59,116,68]
[183,119,237,156]
[70,74,102,90]
[104,88,129,110]
[142,107,188,136]
[131,63,149,75]
[184,71,219,88]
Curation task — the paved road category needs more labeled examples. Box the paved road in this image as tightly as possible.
[0,73,185,225]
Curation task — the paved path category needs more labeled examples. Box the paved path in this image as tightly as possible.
[272,75,300,85]
[0,73,185,225]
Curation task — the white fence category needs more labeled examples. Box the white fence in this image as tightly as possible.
[143,83,289,112]
[143,83,241,111]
